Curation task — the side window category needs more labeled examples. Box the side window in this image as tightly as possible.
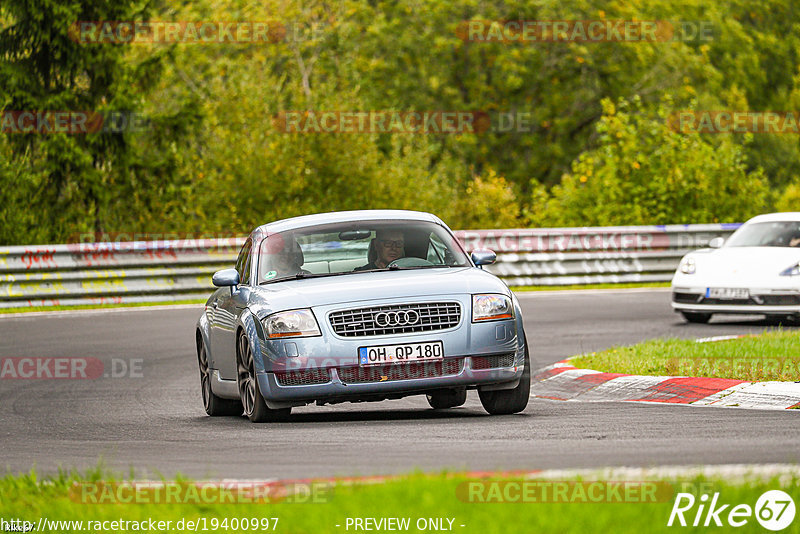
[235,239,252,284]
[426,233,446,264]
[241,254,252,285]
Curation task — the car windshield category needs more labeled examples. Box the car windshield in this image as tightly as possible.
[725,221,800,248]
[257,220,470,284]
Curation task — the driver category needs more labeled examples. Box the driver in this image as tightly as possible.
[355,229,405,271]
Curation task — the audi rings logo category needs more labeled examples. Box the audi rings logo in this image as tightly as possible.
[374,310,420,327]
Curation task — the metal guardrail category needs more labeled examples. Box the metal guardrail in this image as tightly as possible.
[0,224,740,308]
[460,223,741,286]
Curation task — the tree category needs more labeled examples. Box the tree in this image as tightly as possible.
[0,0,199,244]
[526,97,769,226]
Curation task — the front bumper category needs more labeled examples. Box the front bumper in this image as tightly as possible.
[256,349,524,407]
[253,294,526,406]
[671,286,800,315]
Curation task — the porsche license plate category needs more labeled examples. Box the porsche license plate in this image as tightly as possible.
[707,288,749,300]
[358,341,444,366]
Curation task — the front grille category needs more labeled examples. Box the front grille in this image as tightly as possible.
[699,295,800,306]
[275,369,331,386]
[471,353,516,370]
[329,302,461,337]
[337,358,463,384]
[700,298,752,305]
[673,292,701,304]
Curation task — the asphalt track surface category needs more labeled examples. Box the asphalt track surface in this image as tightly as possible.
[1,289,799,479]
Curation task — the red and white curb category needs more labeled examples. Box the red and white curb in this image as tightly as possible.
[531,361,800,410]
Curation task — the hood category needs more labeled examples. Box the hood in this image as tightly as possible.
[687,246,800,284]
[248,267,509,314]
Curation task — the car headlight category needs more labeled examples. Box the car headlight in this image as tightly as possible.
[780,263,800,277]
[472,294,514,322]
[679,257,696,275]
[262,309,321,338]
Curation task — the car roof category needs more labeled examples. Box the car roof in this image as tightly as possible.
[251,210,445,237]
[745,212,800,224]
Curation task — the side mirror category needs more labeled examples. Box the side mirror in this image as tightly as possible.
[708,237,725,249]
[212,268,240,287]
[471,249,497,267]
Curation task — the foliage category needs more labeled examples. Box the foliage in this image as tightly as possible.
[526,97,769,226]
[776,180,800,212]
[0,0,199,243]
[2,0,800,244]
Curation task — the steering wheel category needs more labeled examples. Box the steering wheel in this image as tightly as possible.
[388,257,435,268]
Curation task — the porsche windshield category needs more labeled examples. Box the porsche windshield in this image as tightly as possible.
[257,220,470,283]
[725,221,800,248]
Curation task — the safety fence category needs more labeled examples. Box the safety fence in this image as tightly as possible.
[0,223,739,308]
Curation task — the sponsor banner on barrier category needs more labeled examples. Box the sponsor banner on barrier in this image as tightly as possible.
[453,225,739,253]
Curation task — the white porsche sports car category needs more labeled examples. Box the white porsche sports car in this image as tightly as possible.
[671,212,800,323]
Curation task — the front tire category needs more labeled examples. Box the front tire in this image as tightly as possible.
[198,339,242,416]
[426,388,467,409]
[237,331,291,423]
[681,311,712,324]
[478,339,531,415]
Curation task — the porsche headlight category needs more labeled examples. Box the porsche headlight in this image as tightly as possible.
[263,309,321,338]
[472,294,514,322]
[780,263,800,277]
[679,257,696,275]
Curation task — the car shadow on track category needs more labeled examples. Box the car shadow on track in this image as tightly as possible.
[283,408,491,424]
[191,407,531,425]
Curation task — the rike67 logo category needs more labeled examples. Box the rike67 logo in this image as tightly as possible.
[668,490,796,531]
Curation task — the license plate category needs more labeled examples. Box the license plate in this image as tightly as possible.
[358,341,444,366]
[707,288,749,299]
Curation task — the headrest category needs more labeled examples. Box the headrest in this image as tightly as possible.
[263,234,304,269]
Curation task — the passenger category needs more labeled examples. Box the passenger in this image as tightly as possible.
[262,234,309,280]
[355,229,405,271]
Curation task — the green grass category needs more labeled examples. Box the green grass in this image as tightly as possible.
[1,468,798,534]
[571,330,800,381]
[0,299,206,314]
[511,282,669,292]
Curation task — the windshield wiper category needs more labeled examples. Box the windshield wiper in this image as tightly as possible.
[358,264,460,273]
[393,264,462,270]
[259,271,352,285]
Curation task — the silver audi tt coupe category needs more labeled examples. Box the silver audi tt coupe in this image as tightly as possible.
[195,210,530,422]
